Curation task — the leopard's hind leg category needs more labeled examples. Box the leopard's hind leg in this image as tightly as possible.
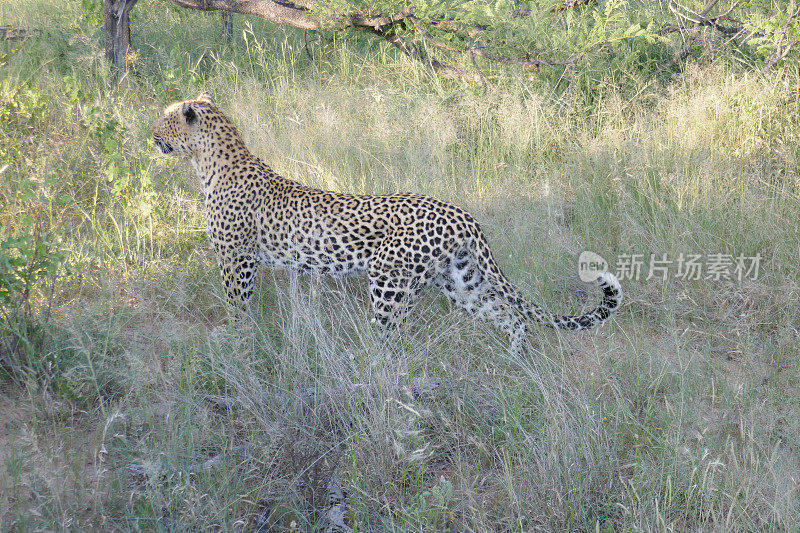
[367,232,436,339]
[433,247,528,355]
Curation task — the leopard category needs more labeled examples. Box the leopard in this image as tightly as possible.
[151,92,622,354]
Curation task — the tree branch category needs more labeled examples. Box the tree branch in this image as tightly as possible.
[662,0,742,69]
[410,15,564,71]
[550,0,599,14]
[0,25,42,40]
[368,27,477,81]
[668,0,745,36]
[157,0,779,83]
[164,0,414,31]
[762,0,800,73]
[469,49,488,91]
[166,0,321,29]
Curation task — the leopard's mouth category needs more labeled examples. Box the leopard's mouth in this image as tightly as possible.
[154,138,173,155]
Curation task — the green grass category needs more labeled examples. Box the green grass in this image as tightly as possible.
[1,0,800,530]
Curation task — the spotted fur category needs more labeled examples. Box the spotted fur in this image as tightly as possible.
[152,93,622,353]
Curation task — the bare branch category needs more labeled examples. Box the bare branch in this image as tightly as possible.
[469,49,489,91]
[166,0,321,29]
[164,0,414,31]
[662,0,746,69]
[350,6,414,29]
[410,16,462,52]
[0,25,42,40]
[668,0,744,36]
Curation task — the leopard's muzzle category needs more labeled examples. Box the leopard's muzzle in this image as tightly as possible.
[154,138,173,155]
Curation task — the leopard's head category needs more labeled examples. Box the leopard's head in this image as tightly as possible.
[151,92,219,156]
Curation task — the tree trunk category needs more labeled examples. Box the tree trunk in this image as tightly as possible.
[103,0,138,71]
[220,12,233,42]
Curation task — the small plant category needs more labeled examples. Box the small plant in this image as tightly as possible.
[0,218,66,380]
[421,475,457,530]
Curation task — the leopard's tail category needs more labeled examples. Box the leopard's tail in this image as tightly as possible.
[534,271,622,330]
[473,235,622,331]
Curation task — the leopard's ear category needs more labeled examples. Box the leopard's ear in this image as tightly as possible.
[181,103,197,125]
[196,92,214,105]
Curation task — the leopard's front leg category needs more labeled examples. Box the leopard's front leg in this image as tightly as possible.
[216,248,258,323]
